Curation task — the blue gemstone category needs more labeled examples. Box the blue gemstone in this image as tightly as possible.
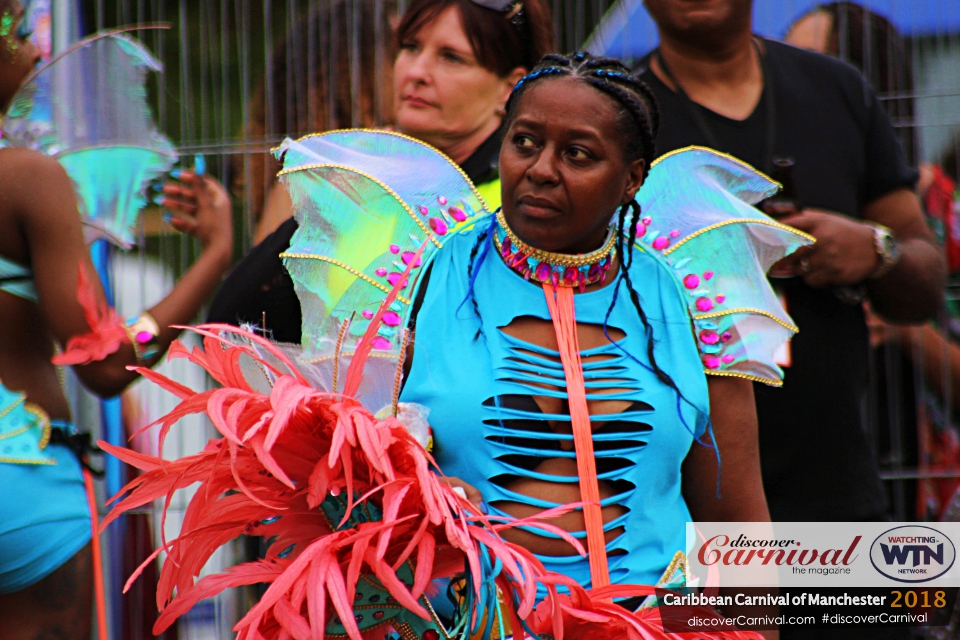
[277,544,295,559]
[260,516,282,525]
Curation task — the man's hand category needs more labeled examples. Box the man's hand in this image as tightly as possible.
[773,209,878,287]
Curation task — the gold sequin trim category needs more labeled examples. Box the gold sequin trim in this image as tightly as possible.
[704,369,784,387]
[495,209,616,268]
[275,128,491,213]
[0,424,30,442]
[29,404,52,451]
[695,307,799,333]
[0,395,25,422]
[279,253,413,305]
[0,457,56,465]
[657,550,689,585]
[650,145,778,186]
[662,218,816,255]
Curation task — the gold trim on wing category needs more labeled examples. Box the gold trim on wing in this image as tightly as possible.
[650,144,778,186]
[695,307,799,333]
[274,128,491,213]
[704,369,784,387]
[662,218,816,256]
[278,163,443,248]
[279,253,414,305]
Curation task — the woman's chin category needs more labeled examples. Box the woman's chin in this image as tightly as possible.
[394,110,443,141]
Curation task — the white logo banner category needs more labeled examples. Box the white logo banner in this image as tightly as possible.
[686,522,960,587]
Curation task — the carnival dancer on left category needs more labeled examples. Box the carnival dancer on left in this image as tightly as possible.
[0,3,233,638]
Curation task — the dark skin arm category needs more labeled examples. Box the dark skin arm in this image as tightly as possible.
[682,376,768,524]
[776,189,945,323]
[684,376,778,640]
[6,150,232,399]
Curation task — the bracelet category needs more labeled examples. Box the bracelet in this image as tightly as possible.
[124,312,161,362]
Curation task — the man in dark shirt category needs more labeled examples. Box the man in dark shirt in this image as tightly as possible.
[636,3,943,636]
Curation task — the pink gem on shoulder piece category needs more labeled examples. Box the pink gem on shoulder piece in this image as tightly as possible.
[382,311,401,327]
[699,329,720,345]
[695,297,714,312]
[652,237,670,251]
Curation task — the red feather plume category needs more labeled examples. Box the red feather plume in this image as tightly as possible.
[52,262,129,365]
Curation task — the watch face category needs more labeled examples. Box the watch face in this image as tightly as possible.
[881,233,896,254]
[876,227,900,264]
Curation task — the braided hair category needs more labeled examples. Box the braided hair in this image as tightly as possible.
[504,52,661,168]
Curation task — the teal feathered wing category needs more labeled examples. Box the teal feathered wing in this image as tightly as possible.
[637,146,815,386]
[1,31,177,248]
[277,130,490,364]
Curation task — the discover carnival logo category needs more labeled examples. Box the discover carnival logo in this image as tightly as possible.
[869,526,956,583]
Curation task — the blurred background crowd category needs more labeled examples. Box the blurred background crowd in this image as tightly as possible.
[11,0,960,637]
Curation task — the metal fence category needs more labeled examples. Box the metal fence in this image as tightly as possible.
[50,0,960,637]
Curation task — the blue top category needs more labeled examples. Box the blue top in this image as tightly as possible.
[400,217,709,589]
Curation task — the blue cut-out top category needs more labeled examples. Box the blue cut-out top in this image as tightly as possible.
[400,217,709,590]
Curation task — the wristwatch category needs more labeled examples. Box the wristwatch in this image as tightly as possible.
[865,222,901,280]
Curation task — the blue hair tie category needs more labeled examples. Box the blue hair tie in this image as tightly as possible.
[513,66,565,91]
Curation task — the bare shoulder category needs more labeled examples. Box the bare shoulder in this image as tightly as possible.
[0,148,77,222]
[0,149,81,260]
[0,147,72,195]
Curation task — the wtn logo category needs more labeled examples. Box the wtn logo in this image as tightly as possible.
[880,543,944,568]
[871,527,956,583]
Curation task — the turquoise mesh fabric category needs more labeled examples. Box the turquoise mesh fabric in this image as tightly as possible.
[637,147,814,385]
[1,33,176,248]
[277,131,489,409]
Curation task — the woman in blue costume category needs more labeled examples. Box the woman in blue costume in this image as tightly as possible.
[0,2,233,636]
[261,50,813,638]
[399,51,793,615]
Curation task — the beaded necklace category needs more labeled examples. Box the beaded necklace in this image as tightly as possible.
[493,208,616,292]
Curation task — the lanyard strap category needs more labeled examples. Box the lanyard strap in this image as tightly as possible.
[542,283,610,589]
[655,38,777,174]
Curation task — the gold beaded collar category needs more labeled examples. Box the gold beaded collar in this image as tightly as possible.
[493,209,616,290]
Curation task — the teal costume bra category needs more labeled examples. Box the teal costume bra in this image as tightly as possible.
[0,254,37,303]
[275,132,812,590]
